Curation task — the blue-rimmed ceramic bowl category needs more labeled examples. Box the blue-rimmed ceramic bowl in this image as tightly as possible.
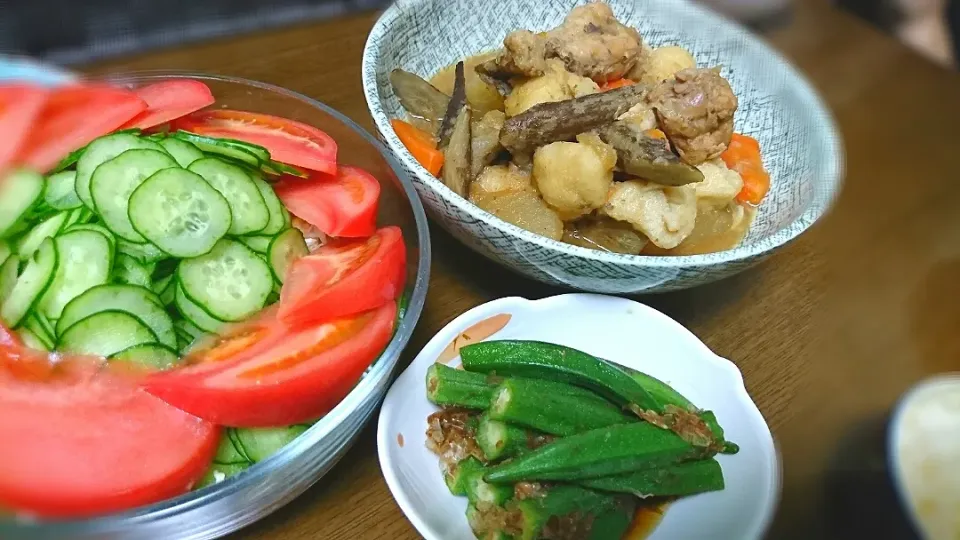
[0,72,432,540]
[362,0,843,293]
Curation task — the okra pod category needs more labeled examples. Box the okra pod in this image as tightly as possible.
[485,423,709,483]
[488,378,633,436]
[426,363,497,410]
[476,414,536,461]
[467,504,520,540]
[514,484,630,540]
[466,464,514,507]
[586,500,637,540]
[579,457,725,498]
[445,456,484,496]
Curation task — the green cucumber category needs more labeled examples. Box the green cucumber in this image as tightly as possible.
[0,255,19,306]
[579,457,725,498]
[0,170,45,239]
[239,235,273,254]
[1,238,57,328]
[113,254,153,289]
[22,314,55,350]
[128,168,232,258]
[75,133,165,209]
[44,170,82,210]
[488,378,633,436]
[0,240,9,268]
[91,148,179,243]
[214,430,252,465]
[426,363,497,410]
[253,177,287,236]
[159,137,204,167]
[267,228,308,284]
[17,326,51,352]
[233,425,309,463]
[484,423,708,484]
[16,211,68,259]
[110,343,180,370]
[188,158,269,236]
[65,224,117,257]
[174,286,225,334]
[37,229,112,319]
[56,284,176,348]
[177,239,273,322]
[173,131,266,168]
[58,310,158,358]
[197,462,249,489]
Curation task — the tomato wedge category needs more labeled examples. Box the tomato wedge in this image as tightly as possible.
[0,84,49,174]
[273,166,380,238]
[18,84,147,172]
[174,109,337,174]
[0,351,219,518]
[278,226,406,328]
[118,79,215,130]
[145,301,397,427]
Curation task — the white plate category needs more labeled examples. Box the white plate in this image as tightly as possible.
[378,293,781,540]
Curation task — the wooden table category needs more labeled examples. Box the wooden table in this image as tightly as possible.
[90,1,960,538]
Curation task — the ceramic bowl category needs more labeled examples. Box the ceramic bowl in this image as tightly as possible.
[378,293,781,539]
[0,72,432,540]
[362,0,843,293]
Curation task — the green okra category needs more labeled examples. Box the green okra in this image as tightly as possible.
[586,499,637,540]
[488,378,634,436]
[460,341,660,412]
[426,363,497,409]
[445,456,485,496]
[485,423,710,484]
[476,413,536,461]
[514,484,630,540]
[579,457,725,498]
[466,464,514,507]
[466,504,518,540]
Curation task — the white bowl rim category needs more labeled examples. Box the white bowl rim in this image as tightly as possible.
[886,372,960,539]
[362,0,845,268]
[377,293,783,540]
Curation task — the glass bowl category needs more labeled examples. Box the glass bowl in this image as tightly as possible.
[0,72,432,540]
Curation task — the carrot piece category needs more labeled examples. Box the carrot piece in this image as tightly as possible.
[600,78,636,91]
[721,133,770,205]
[390,119,444,176]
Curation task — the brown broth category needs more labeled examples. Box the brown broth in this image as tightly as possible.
[623,500,670,539]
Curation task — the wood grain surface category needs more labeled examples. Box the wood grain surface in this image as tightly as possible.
[88,1,960,538]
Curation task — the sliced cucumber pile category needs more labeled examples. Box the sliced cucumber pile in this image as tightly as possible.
[0,130,309,365]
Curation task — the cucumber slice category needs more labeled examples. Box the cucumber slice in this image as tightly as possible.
[21,315,55,350]
[51,128,143,174]
[197,462,249,489]
[63,207,91,229]
[65,223,117,258]
[1,238,58,328]
[178,239,273,322]
[0,255,19,305]
[129,168,232,258]
[17,326,51,352]
[153,274,174,295]
[174,319,209,350]
[268,228,308,284]
[234,425,309,463]
[159,277,176,306]
[0,170,44,239]
[110,343,180,370]
[262,160,307,178]
[58,310,157,357]
[173,131,265,168]
[174,286,225,333]
[116,239,166,264]
[16,211,68,259]
[253,177,287,236]
[56,284,176,348]
[92,149,179,243]
[0,240,9,267]
[114,253,153,289]
[159,138,204,168]
[215,430,251,465]
[45,171,83,210]
[188,158,269,236]
[75,133,166,209]
[239,235,273,254]
[30,312,56,340]
[37,230,112,320]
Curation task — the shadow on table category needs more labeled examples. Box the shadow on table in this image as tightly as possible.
[822,413,921,540]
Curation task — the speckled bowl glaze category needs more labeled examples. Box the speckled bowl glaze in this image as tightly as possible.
[362,0,843,294]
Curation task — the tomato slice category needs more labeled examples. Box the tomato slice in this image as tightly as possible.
[0,84,49,173]
[273,166,380,238]
[174,109,337,174]
[18,84,147,172]
[277,226,406,328]
[0,353,219,518]
[118,79,215,130]
[145,301,397,427]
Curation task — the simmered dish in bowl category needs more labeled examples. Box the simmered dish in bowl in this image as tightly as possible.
[389,1,770,256]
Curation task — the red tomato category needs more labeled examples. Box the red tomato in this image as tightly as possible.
[18,84,146,172]
[0,84,49,173]
[118,79,215,130]
[145,301,397,427]
[273,166,380,238]
[278,226,406,328]
[0,353,219,518]
[174,109,337,174]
